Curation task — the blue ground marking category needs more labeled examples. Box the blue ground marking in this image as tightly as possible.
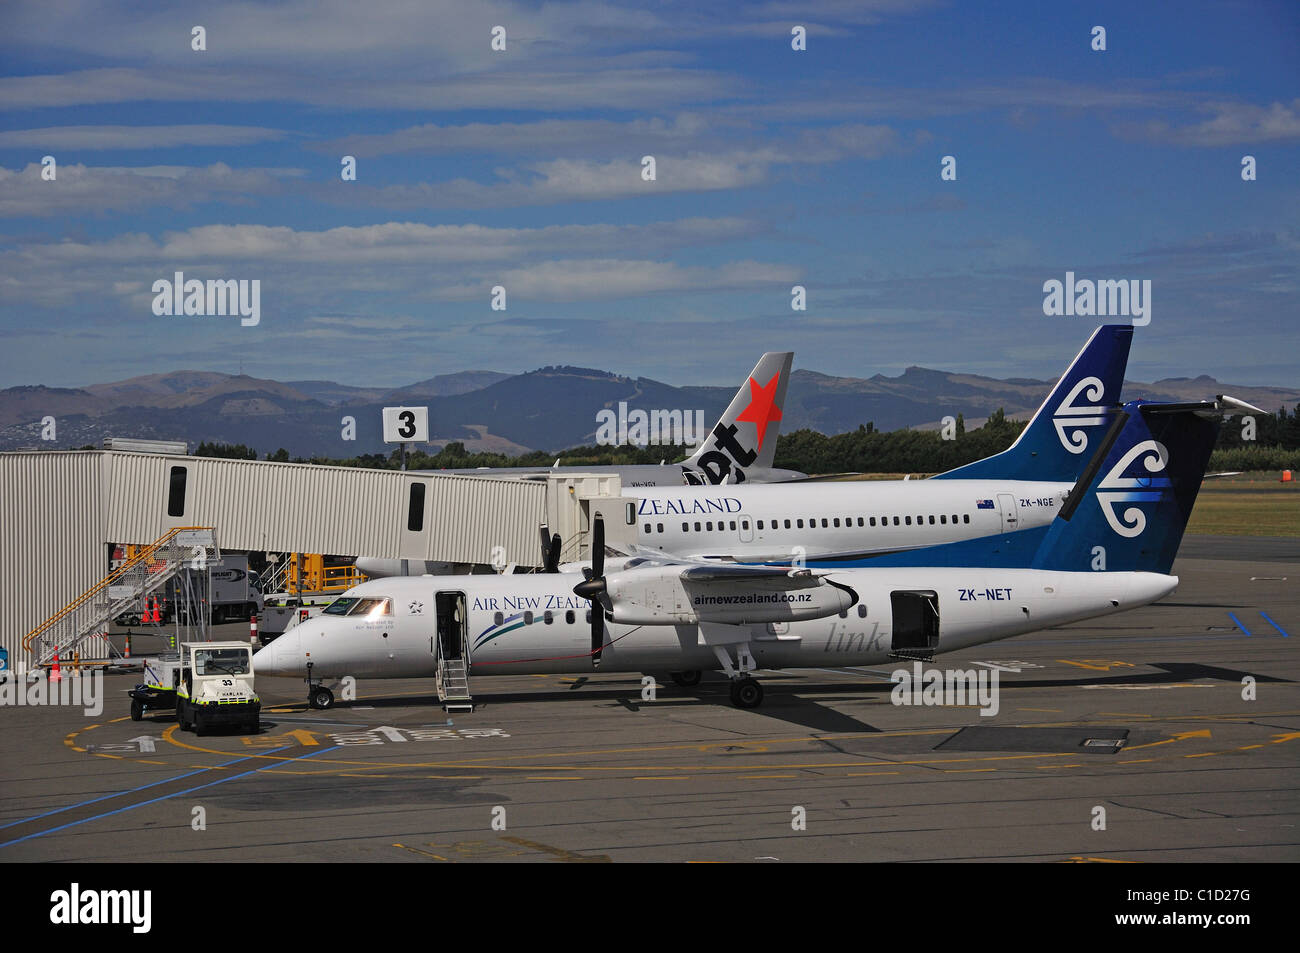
[0,745,338,848]
[1259,611,1290,638]
[1227,612,1253,637]
[0,748,285,832]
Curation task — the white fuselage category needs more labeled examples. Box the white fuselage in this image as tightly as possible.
[254,568,1176,682]
[627,479,1069,560]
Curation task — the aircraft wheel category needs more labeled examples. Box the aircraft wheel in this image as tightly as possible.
[309,686,334,710]
[130,699,144,721]
[729,677,763,709]
[670,670,702,688]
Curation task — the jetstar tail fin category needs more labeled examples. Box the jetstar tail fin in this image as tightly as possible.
[683,351,794,484]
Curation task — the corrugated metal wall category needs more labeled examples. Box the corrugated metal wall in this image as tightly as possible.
[1,452,547,664]
[1,453,108,669]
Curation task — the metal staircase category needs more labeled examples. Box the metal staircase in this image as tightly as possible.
[435,657,474,713]
[22,527,220,670]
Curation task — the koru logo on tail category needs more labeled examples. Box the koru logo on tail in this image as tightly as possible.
[1052,376,1108,453]
[1096,439,1171,537]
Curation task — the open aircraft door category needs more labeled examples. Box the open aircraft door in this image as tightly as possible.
[890,590,939,660]
[434,591,468,664]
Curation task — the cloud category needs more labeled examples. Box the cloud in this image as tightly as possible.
[442,258,802,301]
[0,162,304,217]
[0,125,289,150]
[1113,99,1300,146]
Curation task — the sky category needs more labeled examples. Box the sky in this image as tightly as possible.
[1,0,1297,392]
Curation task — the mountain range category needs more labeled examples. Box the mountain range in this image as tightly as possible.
[2,364,1296,458]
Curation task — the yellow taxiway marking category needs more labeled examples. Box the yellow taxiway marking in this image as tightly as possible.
[1064,856,1138,864]
[1057,660,1136,672]
[1123,729,1211,751]
[739,774,798,779]
[634,776,688,780]
[393,843,449,862]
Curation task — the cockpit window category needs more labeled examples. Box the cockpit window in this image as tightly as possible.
[352,598,391,618]
[324,597,358,616]
[323,597,391,617]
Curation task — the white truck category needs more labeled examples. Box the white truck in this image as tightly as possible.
[129,641,260,735]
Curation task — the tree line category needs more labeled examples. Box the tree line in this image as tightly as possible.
[194,405,1300,474]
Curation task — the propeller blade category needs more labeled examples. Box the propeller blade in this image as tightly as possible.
[591,515,605,579]
[538,525,553,568]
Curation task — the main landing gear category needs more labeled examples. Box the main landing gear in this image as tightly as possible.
[670,670,702,688]
[728,675,763,709]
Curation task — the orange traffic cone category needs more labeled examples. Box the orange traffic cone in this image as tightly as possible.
[124,632,131,659]
[1283,470,1293,483]
[50,649,61,683]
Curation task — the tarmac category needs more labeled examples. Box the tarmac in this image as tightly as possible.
[2,535,1295,863]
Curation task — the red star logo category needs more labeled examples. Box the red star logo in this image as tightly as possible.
[734,372,783,452]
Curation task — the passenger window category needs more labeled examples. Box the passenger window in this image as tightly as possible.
[784,519,791,529]
[544,610,553,625]
[706,521,713,531]
[857,605,867,618]
[941,514,947,524]
[524,611,534,624]
[566,610,575,624]
[586,610,592,623]
[493,611,503,626]
[821,519,828,528]
[757,520,764,530]
[694,522,701,531]
[952,514,959,523]
[857,517,864,527]
[905,516,912,525]
[963,514,971,524]
[644,523,651,533]
[838,607,847,618]
[741,520,750,530]
[833,518,840,528]
[893,517,900,526]
[729,521,736,531]
[869,517,876,527]
[682,522,689,532]
[657,523,664,533]
[929,515,935,525]
[797,519,804,529]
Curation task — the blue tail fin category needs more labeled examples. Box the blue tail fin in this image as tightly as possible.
[1030,400,1220,574]
[933,325,1133,482]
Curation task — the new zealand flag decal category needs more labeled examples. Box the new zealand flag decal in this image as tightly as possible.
[976,499,995,509]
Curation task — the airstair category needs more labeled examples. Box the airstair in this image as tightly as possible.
[436,657,474,713]
[22,527,220,670]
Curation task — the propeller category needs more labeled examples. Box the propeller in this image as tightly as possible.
[538,525,562,573]
[572,515,607,665]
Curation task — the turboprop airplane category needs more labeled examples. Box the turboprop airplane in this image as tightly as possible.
[357,350,802,578]
[253,392,1222,710]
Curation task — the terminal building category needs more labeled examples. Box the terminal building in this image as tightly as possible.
[0,447,630,673]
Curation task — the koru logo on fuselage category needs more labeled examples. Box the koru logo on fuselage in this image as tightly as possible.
[1052,376,1108,454]
[1096,439,1171,538]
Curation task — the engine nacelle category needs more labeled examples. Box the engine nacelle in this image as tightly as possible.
[603,566,857,626]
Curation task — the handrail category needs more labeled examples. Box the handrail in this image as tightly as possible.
[22,526,215,652]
